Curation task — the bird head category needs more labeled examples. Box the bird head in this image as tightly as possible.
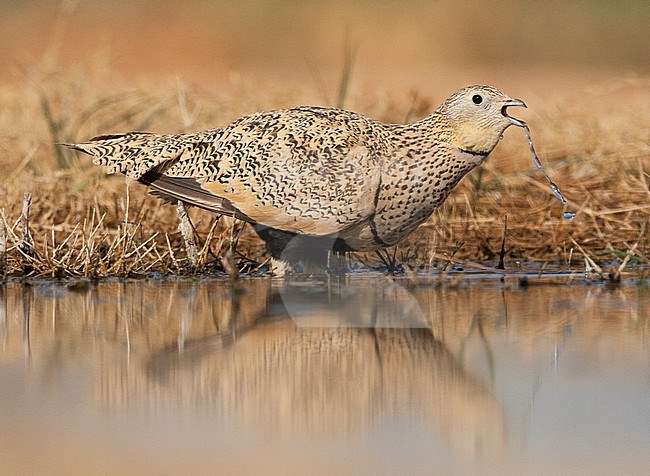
[437,85,526,156]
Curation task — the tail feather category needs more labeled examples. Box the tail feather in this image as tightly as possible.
[62,132,188,180]
[64,133,255,224]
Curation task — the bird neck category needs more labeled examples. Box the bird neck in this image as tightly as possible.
[402,112,454,146]
[387,112,485,202]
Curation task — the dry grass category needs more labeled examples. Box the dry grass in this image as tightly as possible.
[0,2,648,280]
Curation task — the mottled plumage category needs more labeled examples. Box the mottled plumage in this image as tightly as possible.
[66,85,526,269]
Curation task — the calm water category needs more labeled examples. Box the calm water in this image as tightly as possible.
[1,276,649,475]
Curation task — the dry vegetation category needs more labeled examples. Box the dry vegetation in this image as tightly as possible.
[0,2,648,280]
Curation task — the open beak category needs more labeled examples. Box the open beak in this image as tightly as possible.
[502,98,527,127]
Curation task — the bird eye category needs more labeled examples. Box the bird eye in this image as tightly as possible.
[472,94,483,105]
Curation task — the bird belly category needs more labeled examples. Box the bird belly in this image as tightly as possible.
[336,219,384,251]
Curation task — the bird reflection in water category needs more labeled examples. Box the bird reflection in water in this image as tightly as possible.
[139,278,506,458]
[3,279,648,472]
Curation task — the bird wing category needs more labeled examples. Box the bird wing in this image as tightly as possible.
[66,107,387,236]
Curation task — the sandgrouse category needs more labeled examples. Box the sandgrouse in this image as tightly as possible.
[66,85,526,272]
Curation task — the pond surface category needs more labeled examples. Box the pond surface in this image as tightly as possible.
[1,276,649,475]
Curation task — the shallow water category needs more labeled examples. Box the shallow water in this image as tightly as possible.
[1,276,649,475]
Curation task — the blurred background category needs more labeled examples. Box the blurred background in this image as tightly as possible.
[2,0,649,96]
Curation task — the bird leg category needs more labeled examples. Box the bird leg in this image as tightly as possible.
[176,201,199,270]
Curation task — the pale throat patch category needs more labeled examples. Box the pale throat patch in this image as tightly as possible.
[455,122,501,155]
